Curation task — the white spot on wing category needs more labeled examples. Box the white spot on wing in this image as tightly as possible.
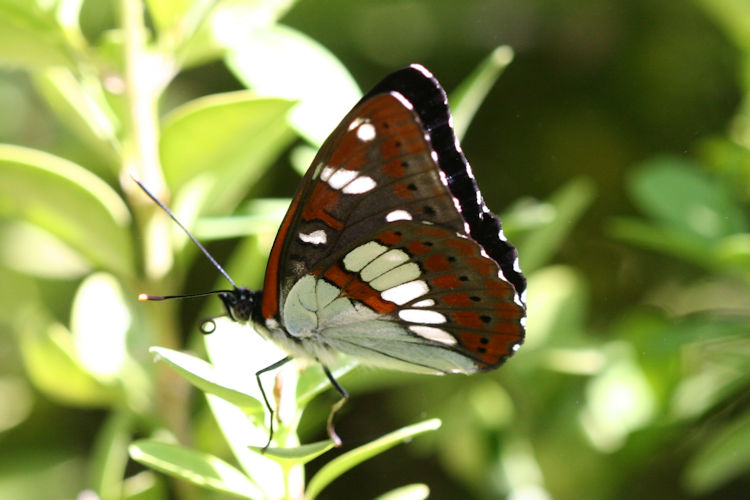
[409,325,456,345]
[381,280,429,305]
[398,309,447,324]
[356,123,376,142]
[412,299,435,307]
[298,229,327,245]
[348,117,364,131]
[370,263,421,291]
[386,210,412,222]
[321,167,357,189]
[343,241,388,272]
[360,249,410,281]
[342,175,376,194]
[391,92,414,111]
[410,64,433,79]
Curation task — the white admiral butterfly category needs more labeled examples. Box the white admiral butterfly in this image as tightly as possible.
[139,64,526,448]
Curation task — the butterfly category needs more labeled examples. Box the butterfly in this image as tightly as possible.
[138,64,526,449]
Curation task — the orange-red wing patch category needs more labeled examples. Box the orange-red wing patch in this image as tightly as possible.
[301,182,344,230]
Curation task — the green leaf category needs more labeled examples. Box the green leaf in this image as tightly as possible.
[0,220,91,278]
[223,24,361,145]
[0,144,134,277]
[71,273,132,383]
[304,419,442,500]
[149,346,263,414]
[160,93,295,214]
[32,68,120,168]
[146,0,215,35]
[19,322,115,407]
[122,471,167,500]
[516,177,596,272]
[684,412,750,494]
[256,440,335,466]
[609,217,716,266]
[450,46,514,140]
[296,360,359,408]
[525,265,588,353]
[374,484,430,500]
[89,411,134,500]
[628,156,745,239]
[129,440,263,499]
[194,198,290,240]
[0,0,74,69]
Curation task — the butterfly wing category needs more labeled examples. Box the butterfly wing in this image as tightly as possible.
[259,65,525,372]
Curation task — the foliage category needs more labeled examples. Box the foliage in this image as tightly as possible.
[1,0,749,499]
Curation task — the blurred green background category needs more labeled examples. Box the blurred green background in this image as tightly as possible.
[1,0,750,499]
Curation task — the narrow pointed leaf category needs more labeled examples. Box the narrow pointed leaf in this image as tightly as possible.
[252,440,335,466]
[129,440,263,499]
[450,46,514,140]
[149,346,263,414]
[305,419,442,500]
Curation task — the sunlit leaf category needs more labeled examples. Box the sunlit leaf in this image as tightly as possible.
[150,346,263,414]
[516,177,596,271]
[0,144,134,277]
[609,217,715,267]
[256,440,335,466]
[684,412,750,494]
[223,24,361,145]
[296,360,359,408]
[0,220,91,278]
[146,0,215,35]
[450,45,514,140]
[33,68,120,168]
[72,273,131,382]
[628,156,745,238]
[19,322,115,407]
[524,265,588,351]
[304,419,441,500]
[129,440,263,498]
[90,411,134,500]
[160,93,295,215]
[0,0,73,69]
[374,483,430,500]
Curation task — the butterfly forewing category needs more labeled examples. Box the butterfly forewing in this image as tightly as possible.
[262,92,466,317]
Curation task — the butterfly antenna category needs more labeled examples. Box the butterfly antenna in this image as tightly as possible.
[130,174,238,289]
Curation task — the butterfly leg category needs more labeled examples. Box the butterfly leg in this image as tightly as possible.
[256,356,292,452]
[322,365,349,447]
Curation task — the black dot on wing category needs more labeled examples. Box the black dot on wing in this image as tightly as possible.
[480,315,491,323]
[423,205,436,216]
[395,140,402,147]
[470,296,481,302]
[407,183,418,191]
[383,122,390,129]
[459,276,469,281]
[401,161,409,167]
[478,347,487,354]
[480,337,489,345]
[424,241,433,247]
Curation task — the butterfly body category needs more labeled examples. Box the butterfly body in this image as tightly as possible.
[219,64,526,377]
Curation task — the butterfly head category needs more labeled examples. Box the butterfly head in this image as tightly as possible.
[219,287,260,323]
